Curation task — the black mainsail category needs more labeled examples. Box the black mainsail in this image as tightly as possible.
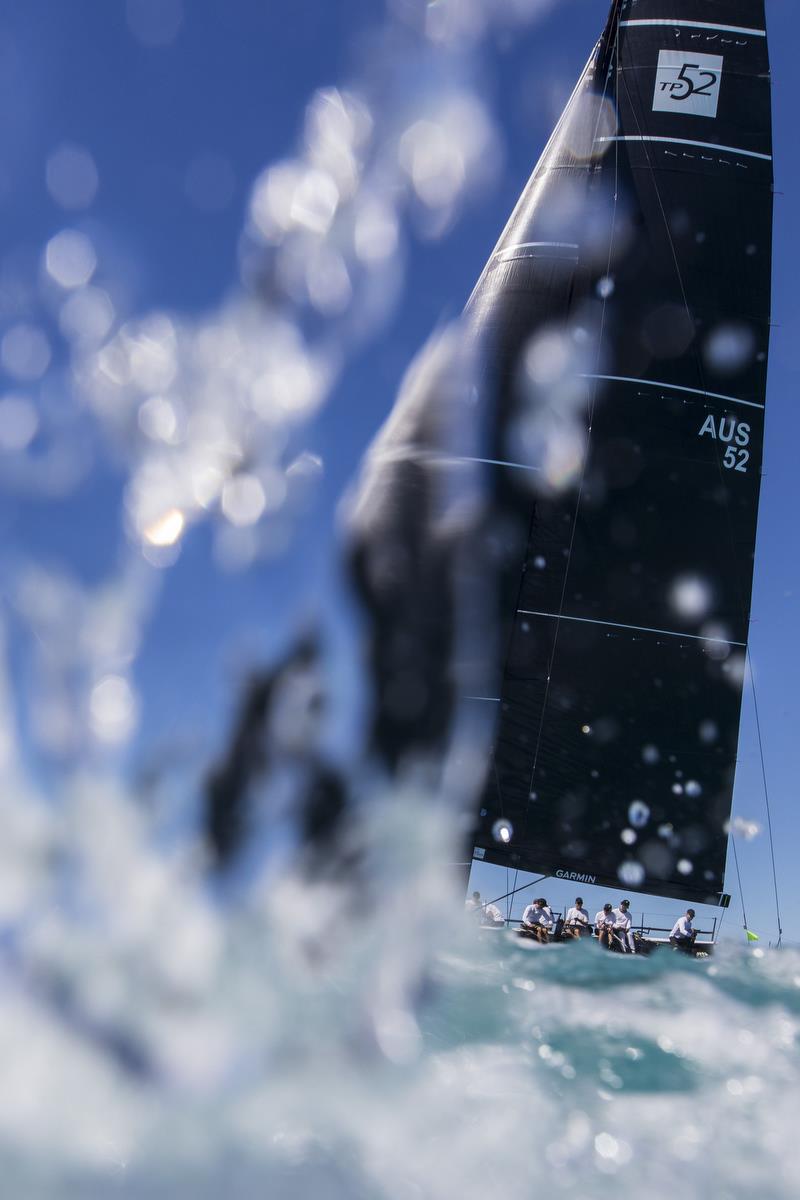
[469,0,773,906]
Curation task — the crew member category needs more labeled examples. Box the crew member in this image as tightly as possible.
[612,898,637,953]
[521,898,554,943]
[669,908,697,952]
[481,901,505,928]
[465,891,482,915]
[564,897,590,938]
[594,902,615,949]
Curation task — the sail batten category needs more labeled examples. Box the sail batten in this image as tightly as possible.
[469,0,772,906]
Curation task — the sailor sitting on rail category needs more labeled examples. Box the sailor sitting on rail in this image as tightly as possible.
[521,898,555,942]
[563,897,590,938]
[612,899,637,954]
[480,902,505,927]
[594,902,615,948]
[669,908,696,952]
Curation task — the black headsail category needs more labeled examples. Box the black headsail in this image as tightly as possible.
[469,0,773,905]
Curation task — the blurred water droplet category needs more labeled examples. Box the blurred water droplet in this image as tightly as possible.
[524,328,571,387]
[628,800,650,828]
[59,286,115,345]
[492,818,513,844]
[0,395,38,451]
[727,816,761,841]
[1,324,51,381]
[670,575,712,620]
[45,229,97,289]
[596,275,614,299]
[581,724,591,735]
[642,744,659,765]
[618,861,645,886]
[620,828,637,845]
[699,719,718,744]
[685,780,702,798]
[143,508,185,547]
[45,143,98,210]
[704,323,755,375]
[221,474,268,527]
[677,859,693,875]
[354,195,398,264]
[138,396,179,443]
[89,674,138,744]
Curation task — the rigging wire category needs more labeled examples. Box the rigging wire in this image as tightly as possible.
[746,644,783,946]
[729,828,750,941]
[716,896,728,941]
[488,874,550,910]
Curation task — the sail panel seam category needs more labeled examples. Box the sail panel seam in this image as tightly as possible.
[517,609,746,646]
[619,20,765,37]
[495,241,579,253]
[595,135,771,161]
[579,373,765,410]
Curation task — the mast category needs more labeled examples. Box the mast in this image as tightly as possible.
[469,0,773,907]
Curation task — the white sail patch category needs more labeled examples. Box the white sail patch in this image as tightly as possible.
[652,51,723,119]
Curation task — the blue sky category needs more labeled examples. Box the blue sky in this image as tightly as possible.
[2,1,798,944]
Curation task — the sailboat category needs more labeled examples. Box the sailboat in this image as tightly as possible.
[348,0,775,954]
[462,0,774,951]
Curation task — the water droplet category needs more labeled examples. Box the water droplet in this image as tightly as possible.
[699,720,718,744]
[581,724,591,735]
[628,800,650,828]
[534,555,546,569]
[45,229,97,289]
[677,859,693,875]
[642,744,659,765]
[492,819,513,844]
[704,323,755,375]
[685,780,702,797]
[671,783,684,795]
[45,143,98,210]
[621,828,637,845]
[670,575,712,620]
[596,275,615,299]
[618,861,645,886]
[0,395,38,451]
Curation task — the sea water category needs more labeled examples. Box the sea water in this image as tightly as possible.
[0,785,796,1200]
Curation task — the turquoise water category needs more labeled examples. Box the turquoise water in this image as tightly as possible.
[3,890,798,1199]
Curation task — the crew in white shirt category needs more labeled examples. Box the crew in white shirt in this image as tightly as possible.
[465,891,483,915]
[612,898,636,953]
[669,908,696,952]
[594,902,615,948]
[564,897,590,939]
[521,898,554,942]
[481,902,505,927]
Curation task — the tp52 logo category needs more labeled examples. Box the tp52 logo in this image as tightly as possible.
[652,50,723,119]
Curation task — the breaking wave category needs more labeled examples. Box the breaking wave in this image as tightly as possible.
[2,858,798,1200]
